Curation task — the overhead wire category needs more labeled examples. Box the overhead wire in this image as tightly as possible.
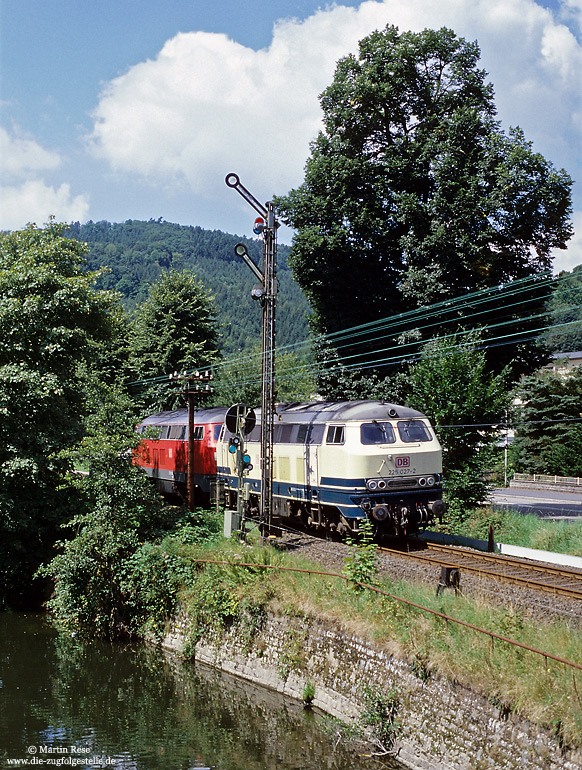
[126,272,581,393]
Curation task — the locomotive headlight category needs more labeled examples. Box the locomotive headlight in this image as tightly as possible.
[377,479,387,490]
[426,476,435,486]
[367,479,378,491]
[418,477,426,487]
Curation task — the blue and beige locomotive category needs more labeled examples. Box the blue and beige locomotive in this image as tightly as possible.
[217,400,445,537]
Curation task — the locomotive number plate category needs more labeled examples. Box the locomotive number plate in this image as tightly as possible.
[395,456,410,468]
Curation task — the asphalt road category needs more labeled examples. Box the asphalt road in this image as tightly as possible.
[489,486,582,519]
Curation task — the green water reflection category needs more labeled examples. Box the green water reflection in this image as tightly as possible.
[0,613,404,769]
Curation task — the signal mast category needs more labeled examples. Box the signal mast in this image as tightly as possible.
[225,173,278,532]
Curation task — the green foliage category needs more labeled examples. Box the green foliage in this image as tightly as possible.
[276,25,572,383]
[342,519,379,589]
[511,366,582,476]
[0,222,120,606]
[543,266,582,353]
[70,219,310,356]
[212,345,317,406]
[302,680,316,706]
[406,332,512,510]
[39,379,170,638]
[358,683,400,753]
[128,268,221,409]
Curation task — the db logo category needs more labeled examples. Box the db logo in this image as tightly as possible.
[395,456,410,468]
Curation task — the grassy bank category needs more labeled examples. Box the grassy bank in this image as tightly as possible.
[156,524,582,748]
[448,505,582,557]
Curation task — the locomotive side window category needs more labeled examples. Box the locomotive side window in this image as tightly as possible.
[397,420,432,442]
[168,425,186,440]
[326,425,345,444]
[213,425,221,441]
[360,422,396,445]
[192,426,204,441]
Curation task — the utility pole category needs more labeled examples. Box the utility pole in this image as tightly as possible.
[169,370,214,510]
[225,173,278,532]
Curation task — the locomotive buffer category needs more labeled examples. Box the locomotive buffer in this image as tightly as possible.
[226,173,278,533]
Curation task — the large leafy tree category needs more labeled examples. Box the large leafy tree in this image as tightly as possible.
[128,269,221,409]
[276,26,573,382]
[0,222,119,605]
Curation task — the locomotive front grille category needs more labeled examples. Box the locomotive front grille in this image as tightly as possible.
[386,478,419,489]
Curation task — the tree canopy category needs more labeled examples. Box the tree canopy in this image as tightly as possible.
[276,25,573,381]
[406,332,511,511]
[0,222,119,604]
[128,269,221,410]
[511,366,582,478]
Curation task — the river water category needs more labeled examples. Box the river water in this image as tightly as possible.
[0,613,406,770]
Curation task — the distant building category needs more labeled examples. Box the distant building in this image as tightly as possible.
[545,351,582,374]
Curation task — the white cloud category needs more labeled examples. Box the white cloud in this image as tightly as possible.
[0,127,61,180]
[88,0,580,249]
[0,127,90,231]
[0,180,90,231]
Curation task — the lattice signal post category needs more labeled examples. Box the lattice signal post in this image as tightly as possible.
[225,173,278,532]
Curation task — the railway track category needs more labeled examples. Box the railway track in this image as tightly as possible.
[380,541,582,600]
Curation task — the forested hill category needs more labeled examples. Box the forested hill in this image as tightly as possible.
[68,219,311,354]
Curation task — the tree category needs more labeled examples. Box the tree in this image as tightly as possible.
[511,366,582,477]
[0,222,119,605]
[406,332,511,513]
[39,377,172,639]
[128,269,221,409]
[276,26,573,383]
[212,346,317,407]
[543,266,582,354]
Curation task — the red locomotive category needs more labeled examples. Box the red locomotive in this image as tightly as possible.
[135,407,227,500]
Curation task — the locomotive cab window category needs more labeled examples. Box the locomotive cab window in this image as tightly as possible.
[326,425,345,444]
[361,422,396,445]
[192,426,204,441]
[397,420,432,442]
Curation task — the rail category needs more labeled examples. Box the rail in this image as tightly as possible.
[192,558,582,674]
[391,542,582,601]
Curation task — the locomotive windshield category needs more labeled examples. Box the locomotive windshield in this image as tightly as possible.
[360,421,396,445]
[397,420,432,442]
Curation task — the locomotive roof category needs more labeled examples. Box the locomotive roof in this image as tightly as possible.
[138,401,427,428]
[138,407,227,426]
[274,400,427,422]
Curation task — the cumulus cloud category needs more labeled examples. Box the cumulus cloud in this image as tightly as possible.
[0,127,61,179]
[0,127,89,231]
[89,0,580,187]
[0,180,90,231]
[88,0,580,261]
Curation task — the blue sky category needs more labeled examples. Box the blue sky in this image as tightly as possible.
[1,0,581,270]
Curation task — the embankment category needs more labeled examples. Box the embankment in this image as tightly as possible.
[159,608,582,770]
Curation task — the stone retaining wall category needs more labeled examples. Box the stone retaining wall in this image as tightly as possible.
[160,610,582,770]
